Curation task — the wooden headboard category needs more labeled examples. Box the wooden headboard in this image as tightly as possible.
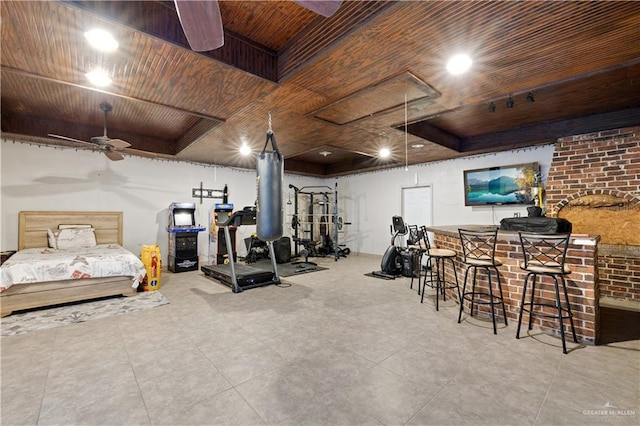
[18,211,123,250]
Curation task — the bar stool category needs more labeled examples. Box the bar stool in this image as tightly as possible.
[457,228,508,334]
[420,226,460,311]
[406,225,425,293]
[516,232,577,354]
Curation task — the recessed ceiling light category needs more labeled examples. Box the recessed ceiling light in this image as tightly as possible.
[446,54,472,75]
[319,150,332,157]
[85,69,112,87]
[239,143,252,156]
[379,148,391,158]
[411,143,424,149]
[84,29,119,52]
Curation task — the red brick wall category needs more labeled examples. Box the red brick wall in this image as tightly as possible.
[597,252,640,302]
[545,127,640,307]
[545,127,640,212]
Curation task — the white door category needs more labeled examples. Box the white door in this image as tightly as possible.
[401,185,433,240]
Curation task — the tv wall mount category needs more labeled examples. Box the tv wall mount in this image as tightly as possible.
[192,182,229,204]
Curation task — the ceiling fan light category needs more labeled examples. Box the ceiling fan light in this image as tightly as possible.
[86,69,112,87]
[379,147,391,158]
[446,54,472,75]
[84,29,119,52]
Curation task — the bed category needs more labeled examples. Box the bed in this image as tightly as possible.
[0,211,146,317]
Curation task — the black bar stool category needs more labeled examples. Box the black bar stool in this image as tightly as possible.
[420,226,460,311]
[407,225,426,294]
[457,228,508,334]
[516,232,577,354]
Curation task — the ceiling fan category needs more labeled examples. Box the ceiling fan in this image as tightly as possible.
[174,0,342,52]
[48,102,131,161]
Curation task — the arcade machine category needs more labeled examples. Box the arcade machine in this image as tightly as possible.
[167,202,206,272]
[201,206,280,292]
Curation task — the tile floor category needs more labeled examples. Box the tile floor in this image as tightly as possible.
[1,254,638,425]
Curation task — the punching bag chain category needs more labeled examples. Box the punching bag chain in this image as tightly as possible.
[261,111,281,158]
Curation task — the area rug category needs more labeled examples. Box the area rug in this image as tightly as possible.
[1,291,169,337]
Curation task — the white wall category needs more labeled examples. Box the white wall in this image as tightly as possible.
[1,139,554,258]
[0,139,323,261]
[336,145,555,256]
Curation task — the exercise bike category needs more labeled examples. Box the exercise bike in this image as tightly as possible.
[373,216,408,279]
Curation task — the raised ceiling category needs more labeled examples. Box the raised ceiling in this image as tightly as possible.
[2,1,640,176]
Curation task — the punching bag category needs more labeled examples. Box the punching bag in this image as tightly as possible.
[256,129,284,241]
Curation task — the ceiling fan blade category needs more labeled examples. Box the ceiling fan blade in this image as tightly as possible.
[107,138,131,149]
[48,133,92,146]
[294,0,342,17]
[124,148,162,159]
[174,0,224,51]
[103,150,125,161]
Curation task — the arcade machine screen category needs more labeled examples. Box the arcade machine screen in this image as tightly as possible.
[173,210,195,227]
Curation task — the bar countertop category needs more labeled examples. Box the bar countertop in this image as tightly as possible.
[425,225,600,246]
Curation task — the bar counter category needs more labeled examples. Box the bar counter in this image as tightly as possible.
[425,225,600,344]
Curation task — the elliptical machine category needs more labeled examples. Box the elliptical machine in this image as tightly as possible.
[374,216,408,278]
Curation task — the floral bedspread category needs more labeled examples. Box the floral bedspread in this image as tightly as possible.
[0,244,146,292]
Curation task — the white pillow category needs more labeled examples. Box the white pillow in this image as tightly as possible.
[47,229,58,249]
[53,228,97,249]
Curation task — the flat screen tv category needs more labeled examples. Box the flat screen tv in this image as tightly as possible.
[463,162,539,206]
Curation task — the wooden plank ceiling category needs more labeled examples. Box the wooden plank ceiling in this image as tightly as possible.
[2,0,640,177]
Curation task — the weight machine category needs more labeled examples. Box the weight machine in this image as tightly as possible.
[288,183,350,261]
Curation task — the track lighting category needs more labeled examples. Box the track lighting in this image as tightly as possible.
[490,91,535,113]
[527,91,535,103]
[506,96,515,109]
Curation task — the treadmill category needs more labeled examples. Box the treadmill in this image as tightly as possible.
[201,207,280,293]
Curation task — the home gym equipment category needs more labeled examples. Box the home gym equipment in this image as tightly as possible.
[201,206,280,292]
[201,114,282,292]
[244,234,269,264]
[244,235,291,264]
[256,113,284,242]
[166,202,206,272]
[272,236,292,263]
[288,183,350,261]
[372,216,408,279]
[208,203,237,265]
